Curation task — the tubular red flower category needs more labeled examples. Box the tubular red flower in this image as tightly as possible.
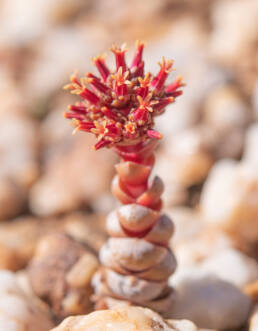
[111,44,127,73]
[150,57,173,92]
[78,122,96,131]
[133,61,144,78]
[132,107,149,123]
[63,112,85,121]
[136,73,151,99]
[94,138,111,150]
[92,55,110,82]
[166,90,183,98]
[113,67,129,96]
[165,75,184,93]
[152,97,175,113]
[101,106,118,120]
[131,41,144,70]
[68,104,87,114]
[86,74,110,94]
[70,71,82,87]
[79,88,100,105]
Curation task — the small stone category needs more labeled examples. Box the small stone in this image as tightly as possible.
[0,216,61,269]
[0,0,104,54]
[0,213,106,269]
[201,248,258,288]
[156,128,213,208]
[63,212,107,253]
[27,233,98,319]
[200,160,258,248]
[167,207,203,247]
[0,178,25,221]
[0,243,20,271]
[174,229,233,269]
[0,110,39,188]
[243,124,258,166]
[169,268,251,330]
[210,0,258,65]
[23,26,109,104]
[0,270,53,331]
[50,306,200,331]
[254,80,258,119]
[29,134,115,216]
[66,254,98,288]
[203,85,249,131]
[202,85,250,159]
[157,128,213,187]
[0,107,39,220]
[244,280,258,302]
[249,305,258,331]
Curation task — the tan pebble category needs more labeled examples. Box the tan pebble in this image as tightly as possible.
[66,254,98,288]
[51,306,200,331]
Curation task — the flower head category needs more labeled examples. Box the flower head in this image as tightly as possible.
[64,41,184,150]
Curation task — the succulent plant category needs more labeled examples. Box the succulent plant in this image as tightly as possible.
[64,41,184,313]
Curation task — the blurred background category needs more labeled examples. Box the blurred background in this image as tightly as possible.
[0,0,257,306]
[0,1,258,329]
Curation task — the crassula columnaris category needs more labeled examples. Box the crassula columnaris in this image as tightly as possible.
[64,41,184,313]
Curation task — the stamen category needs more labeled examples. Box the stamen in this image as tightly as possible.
[125,122,136,135]
[113,67,129,96]
[70,70,81,86]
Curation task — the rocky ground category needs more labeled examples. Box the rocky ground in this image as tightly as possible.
[0,0,257,330]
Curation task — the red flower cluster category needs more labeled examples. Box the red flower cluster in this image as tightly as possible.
[64,41,184,150]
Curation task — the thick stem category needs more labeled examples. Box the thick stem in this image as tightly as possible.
[92,140,177,314]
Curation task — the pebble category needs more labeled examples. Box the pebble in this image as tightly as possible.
[0,270,53,331]
[200,160,258,245]
[169,268,251,330]
[201,248,258,288]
